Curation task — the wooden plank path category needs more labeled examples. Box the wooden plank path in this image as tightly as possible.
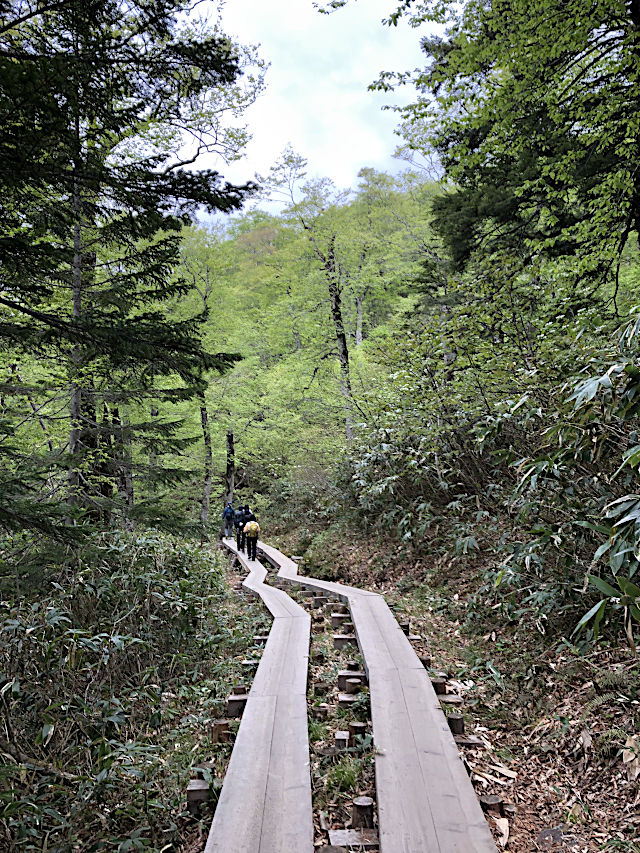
[203,543,314,853]
[210,537,497,852]
[258,541,498,853]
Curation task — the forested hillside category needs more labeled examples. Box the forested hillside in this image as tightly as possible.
[3,0,640,848]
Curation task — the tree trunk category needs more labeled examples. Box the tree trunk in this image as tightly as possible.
[224,430,235,504]
[148,403,158,493]
[97,402,113,524]
[355,294,364,346]
[200,397,213,531]
[325,239,353,441]
[113,407,134,530]
[68,180,83,506]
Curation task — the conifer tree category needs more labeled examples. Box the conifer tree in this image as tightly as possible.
[0,0,257,530]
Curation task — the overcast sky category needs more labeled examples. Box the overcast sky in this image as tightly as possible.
[215,0,427,194]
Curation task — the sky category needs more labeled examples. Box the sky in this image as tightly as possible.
[212,0,427,194]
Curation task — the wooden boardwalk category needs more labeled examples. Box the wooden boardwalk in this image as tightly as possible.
[259,541,497,853]
[203,543,313,853]
[209,538,497,853]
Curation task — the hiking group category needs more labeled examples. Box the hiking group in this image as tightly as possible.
[222,502,260,561]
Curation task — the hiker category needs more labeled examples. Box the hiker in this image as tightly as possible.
[243,514,260,561]
[222,501,234,538]
[234,504,247,551]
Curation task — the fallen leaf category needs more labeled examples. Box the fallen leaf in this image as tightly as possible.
[623,735,640,781]
[488,762,518,780]
[580,728,592,751]
[494,816,509,848]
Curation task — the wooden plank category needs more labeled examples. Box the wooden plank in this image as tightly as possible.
[259,539,497,853]
[207,541,314,852]
[259,692,314,852]
[203,695,276,853]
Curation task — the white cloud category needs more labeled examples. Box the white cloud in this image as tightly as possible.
[206,0,427,194]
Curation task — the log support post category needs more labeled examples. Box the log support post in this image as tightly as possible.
[351,796,375,829]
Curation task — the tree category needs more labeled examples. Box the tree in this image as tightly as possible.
[0,0,261,530]
[372,0,640,288]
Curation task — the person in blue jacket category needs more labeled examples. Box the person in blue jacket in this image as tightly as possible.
[222,501,234,538]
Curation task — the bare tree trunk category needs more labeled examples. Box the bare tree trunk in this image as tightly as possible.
[97,402,114,523]
[324,239,353,441]
[68,181,83,506]
[199,397,213,531]
[286,284,302,351]
[355,295,364,346]
[122,417,134,531]
[113,407,134,530]
[148,403,158,493]
[224,430,235,504]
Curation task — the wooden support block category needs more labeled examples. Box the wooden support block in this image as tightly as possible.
[192,760,215,779]
[291,555,303,562]
[454,734,486,748]
[314,680,330,697]
[331,613,351,630]
[342,621,355,632]
[334,730,349,750]
[439,694,463,706]
[226,691,248,717]
[186,778,209,815]
[348,721,367,746]
[313,702,329,720]
[241,658,258,669]
[502,802,517,819]
[333,634,357,651]
[232,685,247,695]
[253,635,269,645]
[211,719,232,744]
[319,847,347,853]
[345,677,361,695]
[338,692,359,708]
[352,795,375,829]
[431,677,447,695]
[408,634,421,642]
[337,670,366,691]
[419,655,432,669]
[479,794,503,815]
[312,596,328,608]
[346,660,360,671]
[447,713,465,735]
[399,620,410,635]
[328,829,378,850]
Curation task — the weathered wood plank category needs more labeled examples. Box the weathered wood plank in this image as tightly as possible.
[206,541,313,852]
[261,538,497,853]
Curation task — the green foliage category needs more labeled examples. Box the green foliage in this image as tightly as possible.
[0,530,260,850]
[0,0,262,532]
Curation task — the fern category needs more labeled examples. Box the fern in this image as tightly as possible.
[581,692,624,720]
[593,727,627,758]
[595,667,640,696]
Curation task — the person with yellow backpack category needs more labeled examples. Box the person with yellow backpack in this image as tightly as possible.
[243,513,260,561]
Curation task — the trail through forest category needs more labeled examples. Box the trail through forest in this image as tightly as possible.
[3,0,640,849]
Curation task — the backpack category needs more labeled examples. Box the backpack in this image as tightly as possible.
[234,509,244,527]
[245,520,260,537]
[223,505,234,520]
